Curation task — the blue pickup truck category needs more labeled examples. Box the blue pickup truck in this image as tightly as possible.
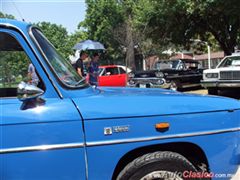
[0,19,240,180]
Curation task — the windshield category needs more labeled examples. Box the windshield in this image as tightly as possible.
[155,60,179,70]
[218,56,240,68]
[31,28,86,88]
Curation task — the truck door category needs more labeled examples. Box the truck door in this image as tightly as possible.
[0,29,86,179]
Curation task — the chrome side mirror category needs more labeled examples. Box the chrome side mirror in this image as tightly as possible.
[17,82,44,101]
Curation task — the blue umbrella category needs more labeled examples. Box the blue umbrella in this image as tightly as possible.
[73,40,105,50]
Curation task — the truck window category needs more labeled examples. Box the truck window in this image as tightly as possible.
[0,32,43,98]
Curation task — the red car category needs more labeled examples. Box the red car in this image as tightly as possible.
[85,65,126,87]
[86,65,128,86]
[98,65,128,86]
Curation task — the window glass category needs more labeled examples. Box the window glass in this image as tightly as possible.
[105,67,119,75]
[184,62,198,70]
[218,56,240,67]
[98,68,104,75]
[0,32,42,98]
[32,28,86,88]
[155,60,179,70]
[119,67,126,74]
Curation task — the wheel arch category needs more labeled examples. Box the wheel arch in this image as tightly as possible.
[112,142,209,180]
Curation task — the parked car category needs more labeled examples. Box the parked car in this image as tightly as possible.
[98,65,128,86]
[128,59,203,90]
[85,65,128,87]
[201,53,240,95]
[1,19,240,180]
[117,65,132,73]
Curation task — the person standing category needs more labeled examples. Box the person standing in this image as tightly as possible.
[88,52,100,86]
[75,51,88,77]
[28,63,39,86]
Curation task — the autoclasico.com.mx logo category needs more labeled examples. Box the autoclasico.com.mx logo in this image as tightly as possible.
[157,171,235,179]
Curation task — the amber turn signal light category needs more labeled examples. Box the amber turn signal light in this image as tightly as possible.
[155,122,170,130]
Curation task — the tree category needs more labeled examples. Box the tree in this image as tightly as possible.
[35,22,73,59]
[189,0,240,55]
[79,0,125,64]
[139,0,240,55]
[0,12,15,19]
[80,0,144,70]
[134,0,170,57]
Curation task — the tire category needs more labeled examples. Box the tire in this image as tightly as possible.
[117,151,199,180]
[208,88,218,95]
[169,80,180,91]
[146,84,151,88]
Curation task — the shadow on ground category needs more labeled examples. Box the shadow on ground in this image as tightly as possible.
[218,89,240,100]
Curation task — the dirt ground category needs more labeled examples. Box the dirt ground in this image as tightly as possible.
[184,88,208,95]
[184,88,240,100]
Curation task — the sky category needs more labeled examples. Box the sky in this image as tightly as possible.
[1,0,86,34]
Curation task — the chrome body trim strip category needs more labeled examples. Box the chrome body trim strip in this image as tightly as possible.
[1,128,239,153]
[87,127,240,147]
[0,143,84,154]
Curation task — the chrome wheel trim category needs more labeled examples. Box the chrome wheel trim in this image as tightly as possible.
[140,170,183,180]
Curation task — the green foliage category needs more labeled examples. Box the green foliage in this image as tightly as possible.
[139,0,240,55]
[0,12,15,19]
[35,22,73,59]
[80,0,126,63]
[0,51,29,87]
[82,0,124,41]
[35,22,87,60]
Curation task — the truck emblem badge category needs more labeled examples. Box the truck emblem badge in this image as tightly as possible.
[104,125,130,135]
[104,127,113,135]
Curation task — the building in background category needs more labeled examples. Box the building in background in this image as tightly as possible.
[194,52,224,69]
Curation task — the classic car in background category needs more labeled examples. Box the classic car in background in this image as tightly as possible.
[128,59,203,91]
[98,65,128,86]
[202,53,240,95]
[85,65,128,87]
[1,19,240,180]
[117,65,132,73]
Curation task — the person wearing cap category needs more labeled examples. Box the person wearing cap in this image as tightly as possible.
[88,52,100,86]
[75,51,88,77]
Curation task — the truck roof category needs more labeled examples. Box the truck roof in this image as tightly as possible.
[0,18,30,31]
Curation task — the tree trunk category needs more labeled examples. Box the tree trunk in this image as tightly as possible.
[208,24,238,56]
[218,39,236,56]
[125,14,135,71]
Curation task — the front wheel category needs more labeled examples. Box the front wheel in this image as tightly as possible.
[117,151,199,180]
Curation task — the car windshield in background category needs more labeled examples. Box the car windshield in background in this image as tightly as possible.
[31,28,86,88]
[155,60,179,70]
[98,68,103,75]
[218,56,240,68]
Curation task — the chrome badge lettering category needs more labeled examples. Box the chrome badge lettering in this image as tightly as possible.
[104,125,130,135]
[113,125,130,133]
